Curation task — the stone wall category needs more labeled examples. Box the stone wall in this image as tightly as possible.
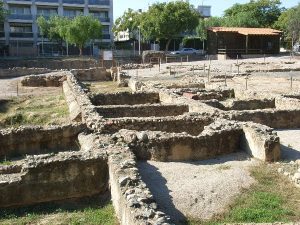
[108,147,172,225]
[275,97,300,110]
[241,122,280,162]
[71,67,111,81]
[117,120,280,162]
[21,73,66,87]
[101,115,213,135]
[0,67,53,78]
[96,104,189,118]
[90,92,160,106]
[0,124,85,159]
[0,150,108,208]
[0,58,97,70]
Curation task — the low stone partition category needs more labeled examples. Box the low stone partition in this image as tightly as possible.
[241,122,280,162]
[0,67,53,78]
[90,92,160,106]
[21,72,67,87]
[63,73,106,131]
[0,150,108,208]
[96,104,189,118]
[116,120,280,162]
[204,98,275,111]
[108,147,172,225]
[226,109,300,129]
[101,115,213,135]
[0,124,85,159]
[71,67,111,81]
[180,88,235,101]
[275,97,300,110]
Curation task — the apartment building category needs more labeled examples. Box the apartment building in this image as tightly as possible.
[0,0,113,56]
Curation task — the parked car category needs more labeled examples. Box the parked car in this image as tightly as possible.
[170,48,200,55]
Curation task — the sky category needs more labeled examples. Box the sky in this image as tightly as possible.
[113,0,299,21]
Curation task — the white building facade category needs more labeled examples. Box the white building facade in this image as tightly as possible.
[1,0,113,56]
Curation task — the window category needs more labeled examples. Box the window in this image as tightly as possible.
[89,10,108,18]
[10,24,32,33]
[9,5,31,15]
[102,25,109,34]
[37,8,58,17]
[63,9,83,17]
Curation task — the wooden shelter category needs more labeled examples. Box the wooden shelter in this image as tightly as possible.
[207,27,282,57]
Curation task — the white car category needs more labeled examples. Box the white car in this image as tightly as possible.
[170,48,200,55]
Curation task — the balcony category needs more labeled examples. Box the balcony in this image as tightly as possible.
[8,14,33,20]
[36,0,59,3]
[93,17,110,23]
[102,34,110,39]
[37,14,58,19]
[63,0,84,4]
[6,0,31,2]
[88,0,110,6]
[0,32,5,38]
[10,32,33,38]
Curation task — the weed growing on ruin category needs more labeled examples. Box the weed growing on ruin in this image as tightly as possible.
[0,94,69,128]
[189,163,300,225]
[216,165,231,171]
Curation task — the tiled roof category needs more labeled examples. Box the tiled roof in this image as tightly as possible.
[208,27,282,36]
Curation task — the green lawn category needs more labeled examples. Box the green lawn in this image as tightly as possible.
[189,163,300,225]
[0,201,118,225]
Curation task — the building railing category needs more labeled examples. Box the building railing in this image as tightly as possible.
[94,17,110,22]
[8,14,33,20]
[10,32,33,38]
[37,14,58,19]
[36,0,59,3]
[88,0,110,5]
[6,0,31,2]
[63,0,84,4]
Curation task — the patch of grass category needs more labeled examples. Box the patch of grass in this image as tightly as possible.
[0,160,12,166]
[188,163,300,225]
[216,165,231,171]
[85,81,131,94]
[0,94,69,128]
[0,200,117,225]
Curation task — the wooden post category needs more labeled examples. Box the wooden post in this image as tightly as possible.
[224,73,227,86]
[246,35,249,54]
[290,75,293,89]
[204,64,206,73]
[192,66,195,76]
[169,66,172,76]
[237,64,240,76]
[245,75,249,90]
[208,65,211,82]
[181,57,183,65]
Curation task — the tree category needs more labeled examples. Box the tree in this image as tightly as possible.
[223,0,283,28]
[140,1,199,51]
[274,4,300,48]
[0,0,8,23]
[113,8,141,39]
[196,17,224,42]
[66,15,102,55]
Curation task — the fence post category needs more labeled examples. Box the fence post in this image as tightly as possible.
[245,75,249,90]
[208,65,211,82]
[169,66,172,76]
[16,82,18,96]
[224,73,227,86]
[192,66,195,76]
[204,64,206,74]
[181,57,183,65]
[290,75,293,90]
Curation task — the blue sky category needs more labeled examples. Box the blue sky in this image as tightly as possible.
[113,0,299,21]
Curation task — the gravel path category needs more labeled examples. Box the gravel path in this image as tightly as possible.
[138,152,259,224]
[276,129,300,161]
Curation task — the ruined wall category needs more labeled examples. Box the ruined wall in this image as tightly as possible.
[0,67,53,78]
[275,97,300,110]
[0,124,85,159]
[96,104,189,118]
[91,92,160,106]
[108,148,172,225]
[241,122,280,162]
[0,151,108,208]
[101,115,213,135]
[21,73,66,87]
[0,58,97,70]
[71,67,111,81]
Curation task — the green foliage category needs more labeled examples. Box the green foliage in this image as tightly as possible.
[113,8,141,39]
[140,1,199,50]
[37,15,102,55]
[223,0,283,28]
[0,0,8,23]
[66,15,102,55]
[196,17,224,41]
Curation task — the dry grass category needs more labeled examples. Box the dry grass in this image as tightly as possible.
[189,163,300,225]
[0,93,69,128]
[85,81,131,94]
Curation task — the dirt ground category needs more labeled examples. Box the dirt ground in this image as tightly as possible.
[276,129,300,161]
[138,152,259,223]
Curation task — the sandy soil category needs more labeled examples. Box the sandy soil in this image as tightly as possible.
[138,152,259,224]
[276,129,300,162]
